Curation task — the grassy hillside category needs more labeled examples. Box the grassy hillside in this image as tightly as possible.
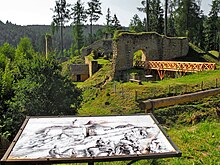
[76,82,220,165]
[78,68,220,116]
[174,43,220,67]
[74,47,220,164]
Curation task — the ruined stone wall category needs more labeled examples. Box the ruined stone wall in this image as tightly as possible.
[67,58,99,82]
[112,32,189,80]
[69,64,89,82]
[85,57,99,77]
[162,37,189,60]
[82,39,113,57]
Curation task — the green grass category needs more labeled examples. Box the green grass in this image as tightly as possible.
[209,50,219,58]
[154,94,220,125]
[75,71,220,165]
[56,119,219,165]
[189,42,206,54]
[77,68,220,116]
[71,44,220,165]
[76,64,112,89]
[97,58,111,65]
[164,121,220,165]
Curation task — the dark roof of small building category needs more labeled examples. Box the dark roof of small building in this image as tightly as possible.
[69,64,89,75]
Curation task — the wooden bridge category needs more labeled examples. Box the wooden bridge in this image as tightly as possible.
[135,61,216,80]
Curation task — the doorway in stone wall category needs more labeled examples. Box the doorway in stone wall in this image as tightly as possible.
[133,49,147,66]
[131,49,148,80]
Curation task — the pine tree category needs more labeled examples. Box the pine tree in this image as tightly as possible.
[112,14,122,31]
[87,0,102,43]
[164,0,168,35]
[167,0,176,36]
[137,0,150,32]
[129,14,145,32]
[174,0,203,45]
[149,0,164,33]
[52,0,71,56]
[105,8,113,34]
[204,0,220,51]
[71,0,87,55]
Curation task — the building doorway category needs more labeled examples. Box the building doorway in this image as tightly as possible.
[76,75,81,82]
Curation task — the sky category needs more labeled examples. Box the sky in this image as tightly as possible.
[0,0,213,26]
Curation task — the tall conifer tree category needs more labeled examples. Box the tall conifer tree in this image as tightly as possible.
[52,0,71,56]
[174,0,203,45]
[204,0,220,51]
[129,14,145,32]
[137,0,150,32]
[164,0,168,35]
[87,0,102,43]
[71,0,86,55]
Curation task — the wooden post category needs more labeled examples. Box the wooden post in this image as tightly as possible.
[185,84,187,94]
[121,87,124,97]
[135,90,138,101]
[114,82,116,93]
[201,81,204,90]
[175,86,177,95]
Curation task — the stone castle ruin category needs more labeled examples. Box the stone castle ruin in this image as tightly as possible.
[82,39,113,58]
[111,32,189,80]
[80,32,189,82]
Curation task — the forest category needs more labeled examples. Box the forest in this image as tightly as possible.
[0,0,220,156]
[0,22,104,55]
[0,0,219,56]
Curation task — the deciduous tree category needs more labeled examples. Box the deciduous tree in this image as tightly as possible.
[0,38,82,140]
[15,37,35,60]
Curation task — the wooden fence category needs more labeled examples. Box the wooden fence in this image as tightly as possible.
[136,79,219,101]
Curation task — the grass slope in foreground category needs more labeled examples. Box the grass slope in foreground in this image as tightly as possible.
[73,50,220,164]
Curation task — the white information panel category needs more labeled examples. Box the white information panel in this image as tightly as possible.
[1,114,181,164]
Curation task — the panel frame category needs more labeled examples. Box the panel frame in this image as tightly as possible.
[1,114,181,164]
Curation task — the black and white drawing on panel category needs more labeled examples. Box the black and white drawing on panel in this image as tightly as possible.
[8,115,177,159]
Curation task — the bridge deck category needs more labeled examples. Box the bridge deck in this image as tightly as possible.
[135,61,216,79]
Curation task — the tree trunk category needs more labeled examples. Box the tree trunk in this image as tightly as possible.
[164,0,168,36]
[60,22,64,56]
[90,19,93,44]
[219,31,220,61]
[186,0,190,34]
[77,25,80,56]
[146,0,149,32]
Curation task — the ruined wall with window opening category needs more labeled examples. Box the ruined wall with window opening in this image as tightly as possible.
[112,32,189,80]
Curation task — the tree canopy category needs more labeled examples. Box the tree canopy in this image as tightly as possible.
[0,37,82,140]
